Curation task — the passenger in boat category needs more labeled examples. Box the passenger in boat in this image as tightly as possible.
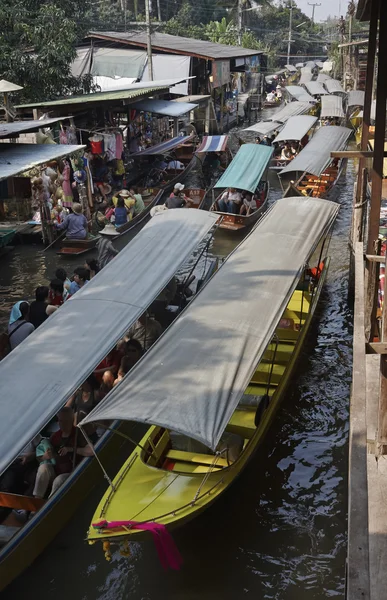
[55,203,88,239]
[276,85,282,99]
[66,375,100,423]
[126,313,162,351]
[0,434,41,497]
[84,258,100,279]
[55,268,71,301]
[129,187,145,216]
[255,136,261,144]
[290,143,299,157]
[68,267,89,296]
[49,278,64,306]
[280,143,293,160]
[217,188,242,214]
[266,91,275,103]
[167,159,185,170]
[240,192,257,216]
[165,183,189,209]
[29,286,50,329]
[113,341,143,386]
[94,346,123,384]
[8,301,35,350]
[114,197,129,226]
[97,224,119,269]
[112,190,135,214]
[32,407,93,501]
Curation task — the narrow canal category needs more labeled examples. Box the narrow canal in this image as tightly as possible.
[0,140,354,599]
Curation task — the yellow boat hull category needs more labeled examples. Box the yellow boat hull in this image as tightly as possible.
[88,261,330,546]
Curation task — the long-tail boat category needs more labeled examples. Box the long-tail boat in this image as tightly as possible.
[81,196,339,557]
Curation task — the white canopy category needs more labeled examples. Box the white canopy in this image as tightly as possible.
[243,120,282,135]
[286,86,314,103]
[321,95,345,118]
[317,73,332,83]
[82,197,339,451]
[348,90,365,108]
[0,210,217,476]
[272,115,318,143]
[324,79,346,95]
[280,126,352,176]
[269,101,312,122]
[304,81,329,97]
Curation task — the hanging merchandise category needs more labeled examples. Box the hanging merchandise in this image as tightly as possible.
[59,128,68,144]
[89,134,104,155]
[103,133,116,161]
[115,133,123,159]
[67,126,78,145]
[61,160,74,209]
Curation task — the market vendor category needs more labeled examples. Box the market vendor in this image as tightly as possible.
[112,190,135,218]
[55,203,88,239]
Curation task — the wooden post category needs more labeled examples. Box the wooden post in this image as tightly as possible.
[377,251,387,455]
[205,100,210,134]
[365,238,381,341]
[220,86,224,134]
[367,0,387,255]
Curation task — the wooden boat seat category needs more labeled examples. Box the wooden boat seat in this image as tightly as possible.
[165,450,229,468]
[0,492,45,512]
[250,363,285,385]
[244,383,276,397]
[262,342,296,364]
[227,408,256,439]
[0,525,20,547]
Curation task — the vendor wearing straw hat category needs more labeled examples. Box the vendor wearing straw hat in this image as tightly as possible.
[112,189,135,215]
[55,203,88,239]
[97,223,119,269]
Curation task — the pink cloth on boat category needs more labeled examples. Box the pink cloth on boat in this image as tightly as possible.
[62,162,73,208]
[92,519,183,570]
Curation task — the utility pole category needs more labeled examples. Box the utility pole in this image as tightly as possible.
[238,0,243,46]
[145,0,153,80]
[157,0,161,21]
[287,2,293,66]
[307,2,321,24]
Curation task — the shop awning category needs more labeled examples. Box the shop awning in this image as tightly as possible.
[280,126,352,177]
[348,90,365,108]
[321,95,345,118]
[195,135,228,153]
[269,101,312,122]
[304,81,329,96]
[286,86,315,102]
[130,134,194,157]
[243,121,282,135]
[130,98,198,117]
[0,143,85,181]
[324,79,346,95]
[272,115,318,143]
[0,117,72,138]
[0,209,218,476]
[214,143,273,193]
[81,196,339,451]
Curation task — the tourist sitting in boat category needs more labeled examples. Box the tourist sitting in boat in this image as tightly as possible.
[55,203,88,240]
[165,183,190,209]
[8,301,35,350]
[94,347,122,385]
[266,90,276,103]
[273,142,281,158]
[97,224,119,269]
[126,313,162,351]
[49,278,64,306]
[68,267,89,297]
[66,375,100,424]
[276,85,282,99]
[113,197,129,227]
[217,187,242,214]
[167,158,185,170]
[240,192,257,216]
[129,187,145,216]
[55,268,71,301]
[280,143,293,160]
[0,434,41,498]
[84,258,100,279]
[255,136,261,144]
[31,407,93,503]
[113,341,143,386]
[29,286,50,329]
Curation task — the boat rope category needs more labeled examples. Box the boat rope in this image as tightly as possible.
[192,450,227,504]
[79,425,116,492]
[93,422,153,457]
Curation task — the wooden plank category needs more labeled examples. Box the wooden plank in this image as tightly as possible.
[330,151,378,158]
[366,255,385,263]
[347,241,370,600]
[367,342,387,354]
[367,454,387,600]
[0,492,46,512]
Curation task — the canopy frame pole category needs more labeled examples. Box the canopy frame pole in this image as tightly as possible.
[79,426,116,492]
[93,423,153,458]
[180,223,220,292]
[192,449,228,504]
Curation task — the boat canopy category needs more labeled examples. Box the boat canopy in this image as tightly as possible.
[315,61,325,69]
[243,120,282,135]
[317,73,332,83]
[324,79,346,95]
[195,135,228,153]
[320,95,345,118]
[130,98,198,117]
[272,115,318,144]
[269,101,312,122]
[304,81,329,97]
[305,61,316,69]
[280,125,352,176]
[348,90,365,108]
[81,197,339,451]
[0,144,85,181]
[286,86,314,102]
[285,64,298,72]
[130,134,193,157]
[213,144,273,193]
[295,62,304,68]
[299,72,313,84]
[0,210,217,477]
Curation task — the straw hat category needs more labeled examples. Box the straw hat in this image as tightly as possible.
[73,203,82,214]
[117,189,131,198]
[173,183,185,192]
[150,205,168,217]
[99,223,119,236]
[98,183,112,195]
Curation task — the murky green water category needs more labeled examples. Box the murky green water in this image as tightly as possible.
[0,129,353,599]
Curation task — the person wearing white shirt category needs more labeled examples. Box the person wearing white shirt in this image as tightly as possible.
[217,188,242,214]
[167,159,185,170]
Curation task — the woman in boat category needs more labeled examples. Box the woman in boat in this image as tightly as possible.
[66,375,100,423]
[55,203,88,240]
[84,258,100,279]
[8,301,35,350]
[68,267,89,296]
[49,278,64,306]
[240,192,257,216]
[129,187,145,216]
[97,224,119,269]
[29,286,50,329]
[55,268,71,301]
[114,197,129,227]
[217,188,242,214]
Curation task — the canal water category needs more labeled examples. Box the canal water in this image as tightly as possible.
[0,133,354,599]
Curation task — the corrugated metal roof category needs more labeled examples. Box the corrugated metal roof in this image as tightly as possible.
[131,98,197,117]
[348,90,365,108]
[0,118,72,138]
[324,79,346,95]
[304,81,329,96]
[280,126,352,177]
[272,115,318,143]
[0,144,85,181]
[321,95,345,118]
[16,84,171,109]
[88,31,262,60]
[286,86,315,102]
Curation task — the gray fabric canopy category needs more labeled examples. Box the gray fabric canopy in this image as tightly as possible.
[320,95,345,118]
[272,115,317,143]
[299,72,313,84]
[81,197,339,450]
[324,79,346,95]
[286,86,314,102]
[317,73,332,83]
[280,125,352,176]
[304,81,329,97]
[0,144,85,181]
[285,64,298,72]
[243,120,282,135]
[130,98,198,117]
[0,210,217,476]
[268,101,312,122]
[348,90,365,108]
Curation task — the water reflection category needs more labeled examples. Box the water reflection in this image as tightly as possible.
[1,141,353,600]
